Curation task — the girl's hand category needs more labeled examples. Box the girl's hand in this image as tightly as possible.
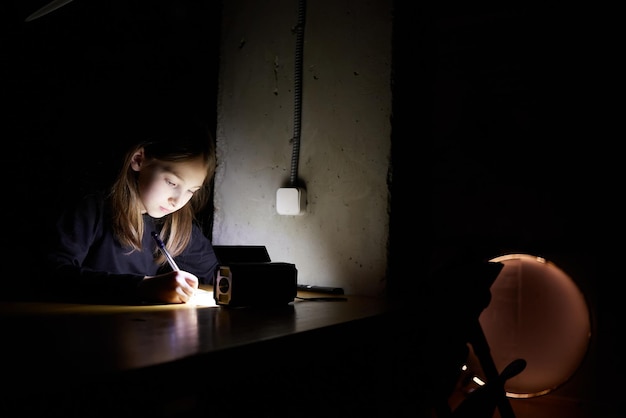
[138,270,199,304]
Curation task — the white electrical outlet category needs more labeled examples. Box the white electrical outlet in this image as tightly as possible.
[276,187,306,215]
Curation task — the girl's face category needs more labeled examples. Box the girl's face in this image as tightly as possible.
[131,149,207,218]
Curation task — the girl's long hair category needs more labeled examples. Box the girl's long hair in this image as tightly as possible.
[109,124,216,265]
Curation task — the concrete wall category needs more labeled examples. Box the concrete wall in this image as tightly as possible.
[212,0,393,297]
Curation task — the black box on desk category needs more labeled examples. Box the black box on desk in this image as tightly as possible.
[212,246,297,307]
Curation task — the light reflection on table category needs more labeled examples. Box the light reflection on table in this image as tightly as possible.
[0,285,390,378]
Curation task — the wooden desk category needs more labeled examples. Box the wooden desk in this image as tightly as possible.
[0,286,397,417]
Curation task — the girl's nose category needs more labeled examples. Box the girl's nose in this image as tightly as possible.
[169,193,182,207]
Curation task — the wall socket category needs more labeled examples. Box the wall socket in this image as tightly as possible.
[276,187,307,215]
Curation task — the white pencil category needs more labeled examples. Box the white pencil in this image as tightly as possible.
[151,231,180,271]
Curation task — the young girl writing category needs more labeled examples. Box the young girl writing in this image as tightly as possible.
[43,124,219,304]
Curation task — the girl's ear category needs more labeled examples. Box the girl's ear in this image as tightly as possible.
[130,147,145,172]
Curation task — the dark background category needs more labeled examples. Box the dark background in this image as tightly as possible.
[392,4,621,304]
[4,0,221,199]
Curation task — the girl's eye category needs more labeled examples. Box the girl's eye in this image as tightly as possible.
[166,180,176,187]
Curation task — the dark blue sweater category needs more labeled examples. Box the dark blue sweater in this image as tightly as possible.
[44,193,218,304]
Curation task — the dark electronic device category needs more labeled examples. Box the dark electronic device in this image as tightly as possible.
[212,246,297,307]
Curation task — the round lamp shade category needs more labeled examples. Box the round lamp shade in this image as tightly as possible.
[478,254,591,397]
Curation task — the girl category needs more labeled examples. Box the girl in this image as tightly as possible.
[44,126,219,304]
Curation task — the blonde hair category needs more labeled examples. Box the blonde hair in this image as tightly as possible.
[109,128,216,265]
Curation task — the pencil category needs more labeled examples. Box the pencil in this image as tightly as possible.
[151,231,180,271]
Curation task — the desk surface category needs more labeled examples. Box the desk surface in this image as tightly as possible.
[0,286,391,377]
